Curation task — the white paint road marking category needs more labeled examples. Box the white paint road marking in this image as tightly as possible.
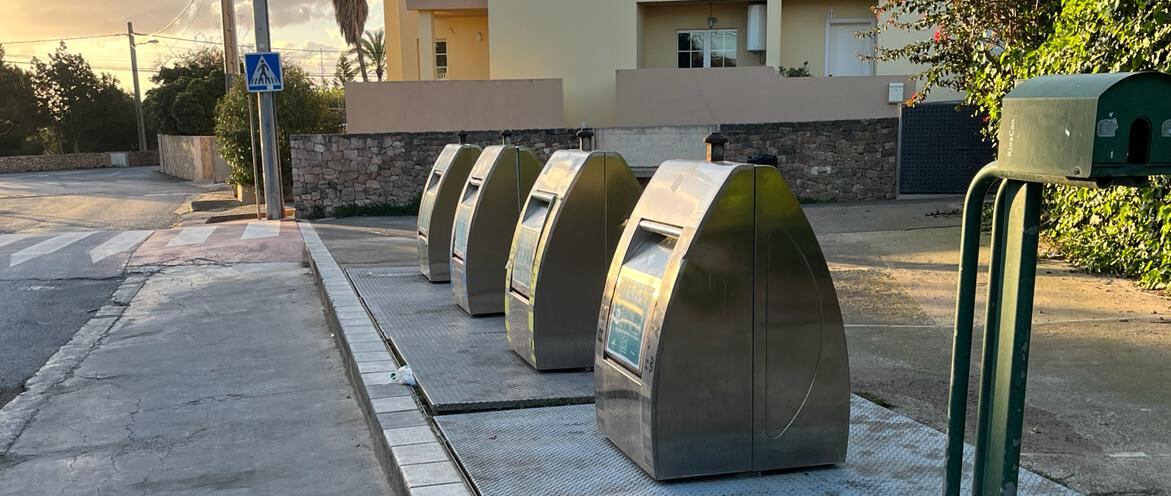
[9,232,96,267]
[166,226,217,247]
[241,221,281,240]
[89,230,153,263]
[0,234,31,249]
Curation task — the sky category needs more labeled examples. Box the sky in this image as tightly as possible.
[0,0,385,91]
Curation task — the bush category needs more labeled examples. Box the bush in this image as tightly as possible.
[213,66,344,190]
[1043,181,1171,289]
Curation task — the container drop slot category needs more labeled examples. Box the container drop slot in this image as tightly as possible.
[509,195,553,297]
[604,224,678,375]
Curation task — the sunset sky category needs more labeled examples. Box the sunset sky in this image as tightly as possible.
[0,0,385,91]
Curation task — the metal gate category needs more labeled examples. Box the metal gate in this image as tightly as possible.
[898,102,995,195]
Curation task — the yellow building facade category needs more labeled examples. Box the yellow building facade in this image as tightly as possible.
[382,0,934,128]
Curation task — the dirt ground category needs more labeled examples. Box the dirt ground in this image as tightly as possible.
[806,198,1171,496]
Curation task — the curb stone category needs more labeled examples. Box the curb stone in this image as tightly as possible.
[298,221,474,496]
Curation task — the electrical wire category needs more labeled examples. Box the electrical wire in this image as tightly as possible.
[0,33,125,45]
[149,0,201,35]
[3,59,160,74]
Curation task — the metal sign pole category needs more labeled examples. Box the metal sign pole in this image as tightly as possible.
[252,0,284,220]
[247,92,262,220]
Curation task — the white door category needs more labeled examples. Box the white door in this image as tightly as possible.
[826,21,874,77]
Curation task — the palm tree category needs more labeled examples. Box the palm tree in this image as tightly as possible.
[331,0,369,82]
[351,30,387,82]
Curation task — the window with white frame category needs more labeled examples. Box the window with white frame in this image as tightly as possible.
[435,40,448,80]
[677,29,737,68]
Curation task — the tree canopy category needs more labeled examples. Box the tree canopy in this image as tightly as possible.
[0,45,47,156]
[144,48,226,136]
[29,42,137,153]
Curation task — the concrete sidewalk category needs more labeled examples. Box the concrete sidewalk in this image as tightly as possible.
[310,200,1171,495]
[0,256,392,493]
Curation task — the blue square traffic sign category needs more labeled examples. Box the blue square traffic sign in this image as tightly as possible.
[244,52,283,92]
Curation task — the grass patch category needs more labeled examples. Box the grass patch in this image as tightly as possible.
[333,199,420,219]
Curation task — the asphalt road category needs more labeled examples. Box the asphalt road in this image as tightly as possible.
[0,166,203,233]
[0,166,203,407]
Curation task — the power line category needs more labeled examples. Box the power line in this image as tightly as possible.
[143,33,347,53]
[149,0,202,35]
[0,33,125,45]
[3,59,160,74]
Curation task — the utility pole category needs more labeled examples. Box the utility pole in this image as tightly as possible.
[220,0,240,90]
[126,22,148,152]
[252,0,284,220]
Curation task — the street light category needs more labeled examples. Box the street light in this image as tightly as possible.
[126,23,155,153]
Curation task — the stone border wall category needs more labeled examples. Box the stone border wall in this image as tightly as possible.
[290,119,898,218]
[0,150,159,174]
[290,129,577,218]
[721,119,899,202]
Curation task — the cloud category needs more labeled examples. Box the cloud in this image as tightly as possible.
[0,0,375,41]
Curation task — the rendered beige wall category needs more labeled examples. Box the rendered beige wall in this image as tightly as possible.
[487,0,639,128]
[344,79,564,133]
[432,15,490,80]
[614,66,911,126]
[779,0,873,77]
[386,0,421,80]
[640,2,763,69]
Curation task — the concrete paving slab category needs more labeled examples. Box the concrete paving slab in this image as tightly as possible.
[347,266,593,413]
[0,263,392,496]
[437,399,1077,496]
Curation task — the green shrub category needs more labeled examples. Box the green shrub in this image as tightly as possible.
[1043,181,1171,289]
[332,196,421,219]
[214,66,344,190]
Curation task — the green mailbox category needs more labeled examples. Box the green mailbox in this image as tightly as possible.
[997,72,1171,185]
[946,71,1171,496]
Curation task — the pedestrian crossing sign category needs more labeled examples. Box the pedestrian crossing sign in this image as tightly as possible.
[244,52,283,92]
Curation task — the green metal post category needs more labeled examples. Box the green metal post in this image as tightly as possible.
[971,180,1042,495]
[944,166,1001,495]
[971,181,1011,491]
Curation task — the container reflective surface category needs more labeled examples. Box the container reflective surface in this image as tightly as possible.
[450,144,542,315]
[505,150,642,370]
[417,144,482,282]
[595,159,850,480]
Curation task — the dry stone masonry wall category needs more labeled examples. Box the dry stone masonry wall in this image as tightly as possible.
[0,150,158,174]
[290,129,576,218]
[290,119,898,218]
[721,119,899,202]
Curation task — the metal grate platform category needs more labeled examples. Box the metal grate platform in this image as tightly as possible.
[436,398,1079,496]
[348,267,594,413]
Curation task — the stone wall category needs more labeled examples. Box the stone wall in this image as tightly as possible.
[0,150,159,174]
[290,119,898,218]
[290,129,577,218]
[722,119,899,202]
[158,135,230,182]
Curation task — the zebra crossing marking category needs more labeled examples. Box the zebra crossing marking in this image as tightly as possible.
[166,226,217,247]
[241,221,281,240]
[10,232,96,267]
[89,230,153,263]
[0,234,31,249]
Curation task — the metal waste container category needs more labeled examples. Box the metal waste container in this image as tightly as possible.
[450,133,542,315]
[505,131,643,370]
[595,133,850,480]
[417,132,482,282]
